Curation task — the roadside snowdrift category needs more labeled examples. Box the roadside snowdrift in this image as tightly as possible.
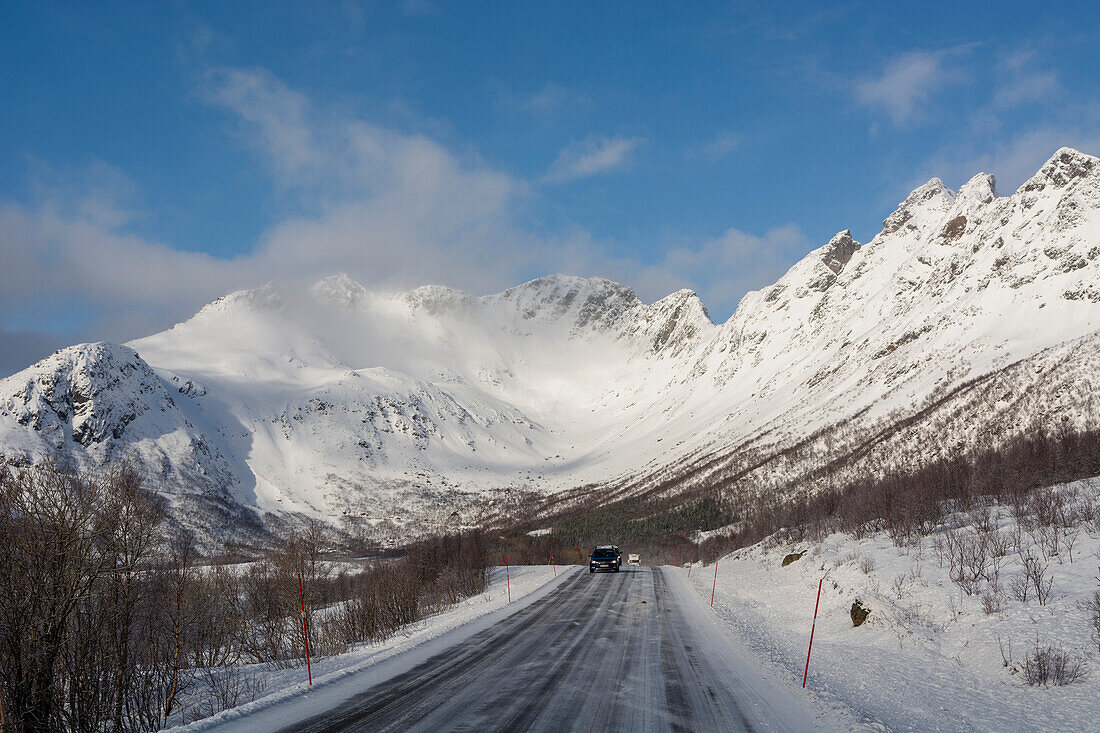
[685,478,1100,732]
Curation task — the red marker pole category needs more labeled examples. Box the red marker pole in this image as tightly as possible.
[688,549,695,577]
[505,555,511,603]
[802,578,823,689]
[711,560,719,608]
[550,547,556,577]
[297,571,313,686]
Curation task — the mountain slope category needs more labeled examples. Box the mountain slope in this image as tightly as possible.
[2,148,1099,544]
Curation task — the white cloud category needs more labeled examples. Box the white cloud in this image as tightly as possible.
[0,67,810,375]
[204,67,321,183]
[0,68,542,348]
[687,131,742,159]
[656,224,809,307]
[991,51,1059,109]
[854,49,964,124]
[544,135,645,183]
[516,84,587,115]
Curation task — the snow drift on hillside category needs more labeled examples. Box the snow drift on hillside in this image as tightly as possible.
[685,477,1100,732]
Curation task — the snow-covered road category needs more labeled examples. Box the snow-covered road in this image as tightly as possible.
[262,567,821,732]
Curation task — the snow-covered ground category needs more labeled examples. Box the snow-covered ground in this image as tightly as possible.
[683,478,1100,732]
[168,564,572,731]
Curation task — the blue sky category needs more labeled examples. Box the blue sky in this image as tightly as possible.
[3,1,1100,375]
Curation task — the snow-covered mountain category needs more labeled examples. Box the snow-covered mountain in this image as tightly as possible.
[3,148,1100,544]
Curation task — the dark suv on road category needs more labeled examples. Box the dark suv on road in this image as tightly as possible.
[589,545,622,573]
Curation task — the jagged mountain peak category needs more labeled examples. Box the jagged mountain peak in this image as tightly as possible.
[627,289,715,358]
[820,230,861,276]
[651,288,710,318]
[882,177,955,235]
[745,229,863,306]
[1021,147,1100,193]
[499,273,638,301]
[197,282,283,317]
[312,273,370,307]
[955,173,997,208]
[2,341,171,451]
[403,284,479,315]
[5,341,152,397]
[492,274,642,333]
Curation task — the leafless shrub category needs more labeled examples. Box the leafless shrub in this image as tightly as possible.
[1009,574,1030,603]
[969,504,998,535]
[1084,495,1100,536]
[894,601,935,632]
[946,591,963,624]
[194,667,266,721]
[1077,492,1098,527]
[1023,639,1086,686]
[891,574,908,599]
[987,530,1011,558]
[980,589,1005,615]
[1030,523,1062,563]
[186,565,244,670]
[1009,522,1026,555]
[858,555,876,574]
[944,528,991,596]
[1078,571,1100,654]
[1062,524,1082,564]
[998,634,1013,668]
[1026,555,1055,606]
[930,536,946,568]
[329,562,420,647]
[236,559,300,667]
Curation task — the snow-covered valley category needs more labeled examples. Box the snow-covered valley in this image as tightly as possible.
[2,148,1100,544]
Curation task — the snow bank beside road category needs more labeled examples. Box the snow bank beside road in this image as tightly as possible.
[169,564,573,732]
[682,479,1100,732]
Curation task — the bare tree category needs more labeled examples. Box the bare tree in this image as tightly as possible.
[0,461,123,733]
[105,464,163,732]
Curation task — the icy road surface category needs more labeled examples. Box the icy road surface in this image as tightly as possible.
[277,567,820,732]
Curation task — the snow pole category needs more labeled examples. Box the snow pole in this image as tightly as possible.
[710,560,719,607]
[688,548,695,577]
[550,546,556,577]
[297,571,313,686]
[802,577,823,689]
[505,555,511,603]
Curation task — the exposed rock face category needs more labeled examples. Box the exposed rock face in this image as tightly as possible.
[851,600,870,627]
[806,230,861,292]
[0,342,252,544]
[3,148,1100,544]
[942,215,967,242]
[1022,147,1097,192]
[781,551,805,567]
